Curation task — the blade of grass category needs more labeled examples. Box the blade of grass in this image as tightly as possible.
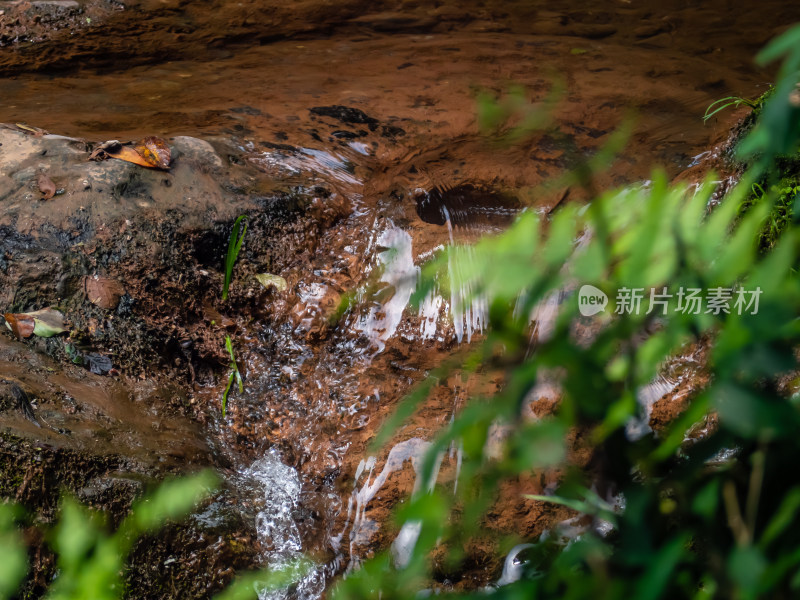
[222,371,235,418]
[222,335,243,417]
[703,96,756,122]
[222,215,248,301]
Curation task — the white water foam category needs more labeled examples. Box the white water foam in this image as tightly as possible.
[243,454,325,600]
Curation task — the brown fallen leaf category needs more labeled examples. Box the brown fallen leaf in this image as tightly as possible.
[83,275,126,310]
[95,136,171,169]
[3,313,35,339]
[106,144,154,168]
[88,139,120,161]
[135,136,171,169]
[37,172,56,200]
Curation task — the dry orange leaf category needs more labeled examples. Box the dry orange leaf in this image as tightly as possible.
[106,144,154,168]
[100,136,171,170]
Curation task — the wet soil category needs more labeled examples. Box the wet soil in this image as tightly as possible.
[0,320,262,598]
[2,0,799,597]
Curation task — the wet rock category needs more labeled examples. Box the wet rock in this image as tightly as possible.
[634,22,672,39]
[172,135,224,169]
[635,32,674,48]
[77,473,144,505]
[414,184,520,229]
[348,12,437,32]
[569,23,617,39]
[126,490,261,600]
[31,0,80,7]
[310,105,380,131]
[0,326,256,598]
[0,127,258,235]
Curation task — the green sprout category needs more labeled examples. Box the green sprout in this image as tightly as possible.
[222,335,243,417]
[222,215,248,301]
[703,95,758,122]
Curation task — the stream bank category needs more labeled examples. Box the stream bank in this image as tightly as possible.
[2,0,799,597]
[0,114,739,596]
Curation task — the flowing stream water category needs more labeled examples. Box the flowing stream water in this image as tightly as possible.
[2,0,799,595]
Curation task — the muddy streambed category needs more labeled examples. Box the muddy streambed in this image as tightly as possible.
[0,0,797,597]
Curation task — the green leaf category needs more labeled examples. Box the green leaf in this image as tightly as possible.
[756,23,800,66]
[712,383,798,440]
[223,370,235,417]
[506,420,567,470]
[633,534,688,600]
[222,215,248,301]
[29,308,68,337]
[124,470,218,537]
[691,480,720,520]
[525,487,618,526]
[51,499,100,573]
[728,546,767,599]
[760,487,800,548]
[223,335,244,416]
[213,562,311,600]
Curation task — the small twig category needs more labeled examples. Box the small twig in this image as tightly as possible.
[746,445,767,538]
[8,383,41,428]
[723,480,750,546]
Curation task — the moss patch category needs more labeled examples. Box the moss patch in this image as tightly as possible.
[723,88,800,251]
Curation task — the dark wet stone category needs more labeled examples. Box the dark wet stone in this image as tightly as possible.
[171,136,224,168]
[230,105,263,116]
[381,124,406,139]
[84,352,113,374]
[570,23,617,39]
[331,130,361,139]
[415,184,520,229]
[309,105,380,130]
[116,293,135,317]
[348,12,438,32]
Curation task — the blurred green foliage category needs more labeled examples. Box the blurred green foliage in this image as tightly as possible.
[334,23,800,600]
[0,471,302,599]
[45,472,217,600]
[0,503,27,599]
[0,471,219,600]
